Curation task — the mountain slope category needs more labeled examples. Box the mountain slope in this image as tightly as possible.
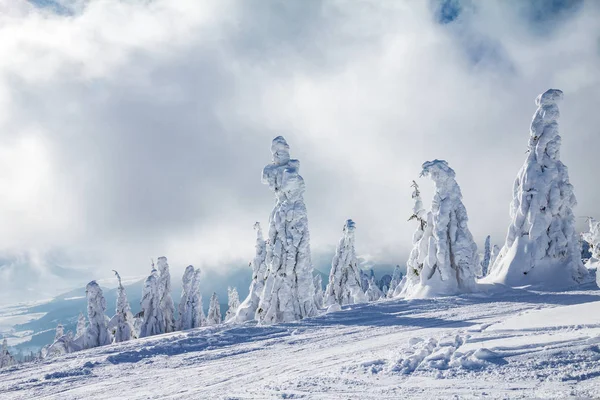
[1,282,600,399]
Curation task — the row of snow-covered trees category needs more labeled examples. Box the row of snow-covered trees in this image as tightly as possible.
[8,88,597,365]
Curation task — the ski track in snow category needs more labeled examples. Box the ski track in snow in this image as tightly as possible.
[2,284,600,399]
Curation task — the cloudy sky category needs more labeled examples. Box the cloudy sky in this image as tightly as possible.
[0,0,599,303]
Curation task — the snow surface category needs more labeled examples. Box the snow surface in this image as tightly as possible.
[3,281,600,399]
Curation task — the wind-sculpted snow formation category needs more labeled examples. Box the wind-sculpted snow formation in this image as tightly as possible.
[207,292,221,326]
[236,222,268,323]
[178,265,206,330]
[402,162,478,298]
[487,89,587,287]
[256,136,316,324]
[324,220,367,307]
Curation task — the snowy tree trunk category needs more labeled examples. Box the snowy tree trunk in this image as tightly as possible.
[324,220,367,306]
[84,281,111,349]
[256,137,317,324]
[206,292,221,326]
[156,257,176,334]
[112,270,136,342]
[487,89,587,287]
[224,287,240,322]
[236,222,268,323]
[139,265,161,338]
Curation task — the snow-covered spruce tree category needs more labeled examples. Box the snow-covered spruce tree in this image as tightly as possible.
[46,331,79,358]
[256,136,317,324]
[582,218,600,266]
[236,222,268,323]
[387,265,403,297]
[177,265,196,331]
[156,257,176,334]
[406,161,478,297]
[224,287,240,322]
[323,220,367,307]
[191,268,206,328]
[139,264,161,338]
[206,292,221,326]
[399,180,433,297]
[84,281,111,349]
[110,270,136,342]
[54,323,64,341]
[480,236,491,278]
[313,274,324,308]
[76,313,86,338]
[487,89,587,287]
[366,276,383,301]
[0,339,15,368]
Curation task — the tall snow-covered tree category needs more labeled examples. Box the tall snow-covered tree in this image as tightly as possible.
[178,265,196,331]
[400,180,433,297]
[0,339,15,368]
[191,268,206,328]
[480,236,491,277]
[387,265,403,297]
[313,274,324,308]
[206,292,221,326]
[76,313,86,339]
[84,281,111,349]
[156,257,176,334]
[582,218,600,264]
[366,276,383,301]
[323,220,367,306]
[110,270,136,342]
[224,287,240,322]
[404,161,478,297]
[139,264,161,338]
[488,89,587,287]
[236,222,268,323]
[256,136,317,324]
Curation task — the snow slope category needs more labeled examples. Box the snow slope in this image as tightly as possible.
[1,283,600,399]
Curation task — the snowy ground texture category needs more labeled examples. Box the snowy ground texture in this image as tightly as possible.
[2,283,600,399]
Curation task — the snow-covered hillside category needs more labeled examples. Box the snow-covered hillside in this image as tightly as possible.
[1,280,600,399]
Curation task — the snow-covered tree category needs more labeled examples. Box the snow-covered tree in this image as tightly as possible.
[404,161,478,298]
[236,222,268,323]
[480,236,491,278]
[256,137,317,324]
[84,281,111,349]
[0,339,15,368]
[487,89,587,287]
[54,323,64,341]
[582,218,600,265]
[76,313,86,338]
[178,265,196,331]
[224,287,240,322]
[139,264,161,338]
[191,268,206,328]
[156,256,176,334]
[489,245,500,271]
[313,274,324,308]
[399,180,433,297]
[366,276,383,301]
[46,331,79,358]
[323,220,367,307]
[387,265,403,297]
[206,292,221,326]
[359,269,370,292]
[110,270,136,342]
